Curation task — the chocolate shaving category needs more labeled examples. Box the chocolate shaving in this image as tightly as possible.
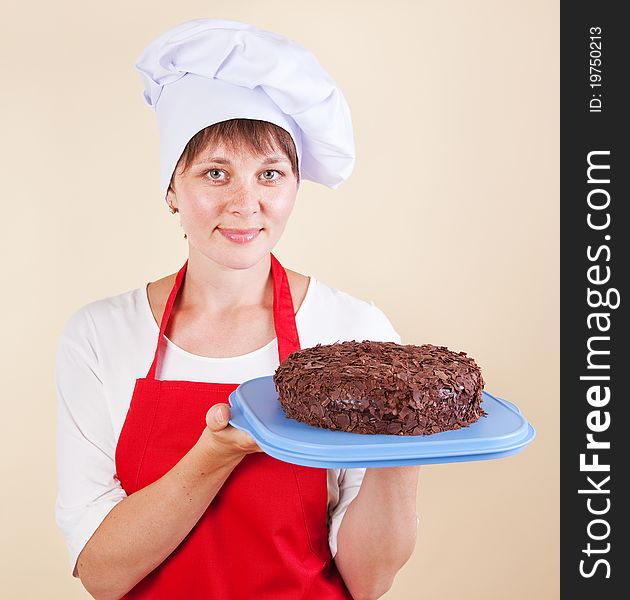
[273,341,487,436]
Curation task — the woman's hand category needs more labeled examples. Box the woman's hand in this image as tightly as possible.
[202,403,263,460]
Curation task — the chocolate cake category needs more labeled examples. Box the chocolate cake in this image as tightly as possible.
[273,341,486,435]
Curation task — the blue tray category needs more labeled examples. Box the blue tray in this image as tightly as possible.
[228,375,536,468]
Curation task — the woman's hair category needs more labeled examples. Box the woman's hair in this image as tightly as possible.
[169,118,300,190]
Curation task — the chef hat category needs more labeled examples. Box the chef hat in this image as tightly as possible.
[134,18,356,201]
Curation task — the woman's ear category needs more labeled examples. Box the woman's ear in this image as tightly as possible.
[166,185,178,211]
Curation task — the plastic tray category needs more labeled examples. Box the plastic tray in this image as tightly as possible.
[228,375,536,468]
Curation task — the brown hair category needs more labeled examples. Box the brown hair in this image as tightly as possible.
[169,118,300,191]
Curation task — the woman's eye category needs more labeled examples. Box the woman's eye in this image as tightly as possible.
[206,169,225,181]
[261,170,282,181]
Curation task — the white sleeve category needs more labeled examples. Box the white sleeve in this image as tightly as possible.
[327,467,366,558]
[54,308,127,578]
[366,301,402,344]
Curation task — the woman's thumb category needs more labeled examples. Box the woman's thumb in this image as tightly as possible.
[208,404,230,430]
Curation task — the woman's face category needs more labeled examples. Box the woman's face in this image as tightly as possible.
[166,142,299,270]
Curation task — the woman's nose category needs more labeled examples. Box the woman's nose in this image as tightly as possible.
[226,183,260,215]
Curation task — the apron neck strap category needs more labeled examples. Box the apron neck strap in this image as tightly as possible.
[147,252,301,380]
[270,252,301,363]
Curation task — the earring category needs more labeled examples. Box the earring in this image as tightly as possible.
[167,200,185,238]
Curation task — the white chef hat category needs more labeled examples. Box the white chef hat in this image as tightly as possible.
[134,18,356,202]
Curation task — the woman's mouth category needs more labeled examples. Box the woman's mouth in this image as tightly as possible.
[218,227,263,244]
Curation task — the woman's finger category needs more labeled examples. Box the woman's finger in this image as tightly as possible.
[206,403,230,431]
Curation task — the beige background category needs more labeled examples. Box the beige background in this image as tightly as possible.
[0,0,558,598]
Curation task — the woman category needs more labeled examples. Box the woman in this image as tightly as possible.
[55,18,420,599]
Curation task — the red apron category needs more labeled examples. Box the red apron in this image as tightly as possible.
[115,253,354,599]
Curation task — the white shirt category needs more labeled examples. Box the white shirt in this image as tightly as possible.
[54,274,403,577]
